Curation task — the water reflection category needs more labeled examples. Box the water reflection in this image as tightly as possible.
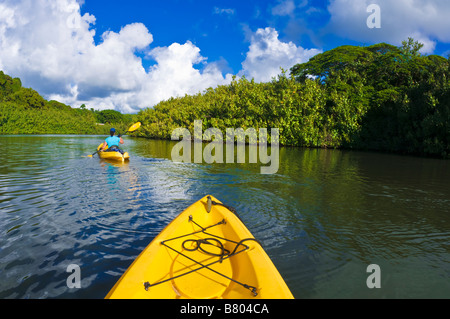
[0,136,449,298]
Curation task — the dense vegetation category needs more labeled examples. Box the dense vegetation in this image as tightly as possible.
[136,39,450,158]
[2,39,449,159]
[0,71,133,135]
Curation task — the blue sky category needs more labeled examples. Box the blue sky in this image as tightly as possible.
[80,0,450,71]
[1,0,450,113]
[80,0,332,74]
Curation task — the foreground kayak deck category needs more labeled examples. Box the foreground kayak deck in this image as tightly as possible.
[97,144,129,162]
[106,196,293,299]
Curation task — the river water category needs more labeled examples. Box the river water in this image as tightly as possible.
[0,135,449,299]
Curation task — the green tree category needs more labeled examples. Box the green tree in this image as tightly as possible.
[96,109,125,124]
[6,87,46,108]
[0,71,22,99]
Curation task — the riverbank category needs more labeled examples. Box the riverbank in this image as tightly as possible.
[2,41,449,159]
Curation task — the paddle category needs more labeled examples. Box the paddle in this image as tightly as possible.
[86,122,141,158]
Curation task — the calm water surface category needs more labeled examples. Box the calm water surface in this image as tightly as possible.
[0,135,449,298]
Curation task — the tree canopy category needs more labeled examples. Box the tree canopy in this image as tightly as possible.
[2,38,449,159]
[136,39,450,158]
[289,38,450,157]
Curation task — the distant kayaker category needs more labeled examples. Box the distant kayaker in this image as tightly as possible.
[101,128,124,153]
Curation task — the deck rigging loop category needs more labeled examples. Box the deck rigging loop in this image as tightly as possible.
[144,214,262,297]
[182,238,231,257]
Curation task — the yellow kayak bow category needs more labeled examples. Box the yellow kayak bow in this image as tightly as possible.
[106,195,294,299]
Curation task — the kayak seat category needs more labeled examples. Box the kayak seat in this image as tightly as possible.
[105,145,124,154]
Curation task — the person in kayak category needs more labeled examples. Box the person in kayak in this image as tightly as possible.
[101,128,125,154]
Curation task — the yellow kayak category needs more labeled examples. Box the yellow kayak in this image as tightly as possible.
[97,143,129,162]
[106,195,294,299]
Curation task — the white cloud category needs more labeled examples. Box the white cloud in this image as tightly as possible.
[0,0,233,113]
[240,27,322,82]
[272,0,309,16]
[327,0,450,54]
[137,41,234,108]
[213,7,235,16]
[0,0,321,113]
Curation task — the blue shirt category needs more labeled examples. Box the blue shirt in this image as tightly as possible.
[105,136,121,148]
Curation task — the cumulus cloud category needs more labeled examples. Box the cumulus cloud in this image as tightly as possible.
[0,0,322,112]
[272,0,296,16]
[0,0,233,113]
[327,0,450,54]
[137,42,234,108]
[240,27,322,82]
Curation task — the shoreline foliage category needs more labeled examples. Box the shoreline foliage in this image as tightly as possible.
[1,38,449,159]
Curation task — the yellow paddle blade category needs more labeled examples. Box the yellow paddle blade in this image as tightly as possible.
[127,122,141,133]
